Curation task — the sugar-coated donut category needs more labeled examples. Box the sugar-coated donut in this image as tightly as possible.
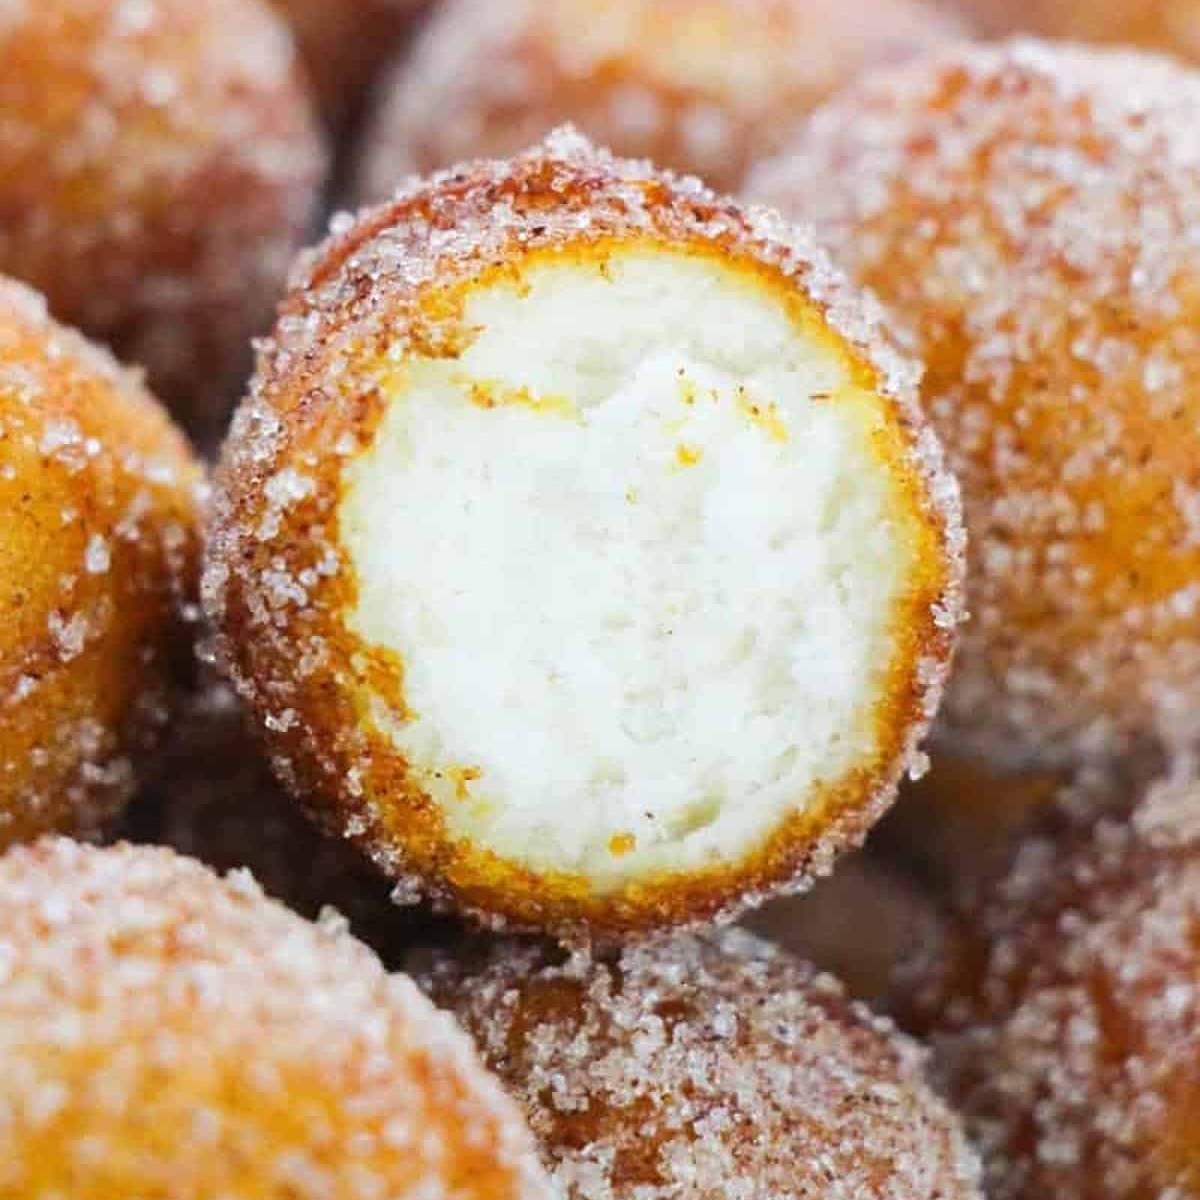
[269,0,428,127]
[205,131,965,940]
[751,40,1200,773]
[744,851,947,1009]
[354,0,967,201]
[0,838,551,1199]
[418,930,983,1199]
[0,278,202,850]
[956,0,1200,61]
[911,777,1200,1199]
[0,0,326,439]
[121,680,438,964]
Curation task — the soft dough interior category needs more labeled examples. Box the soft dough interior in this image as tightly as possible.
[340,245,920,887]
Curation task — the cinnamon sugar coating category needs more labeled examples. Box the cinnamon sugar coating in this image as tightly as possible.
[354,0,966,201]
[911,777,1200,1199]
[419,930,983,1200]
[0,276,202,850]
[0,0,326,439]
[751,39,1200,772]
[204,131,964,940]
[0,838,550,1199]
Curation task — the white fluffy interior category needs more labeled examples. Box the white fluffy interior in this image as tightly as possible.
[340,248,916,887]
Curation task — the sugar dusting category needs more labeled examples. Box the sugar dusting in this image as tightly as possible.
[916,777,1200,1198]
[0,275,202,847]
[0,838,551,1198]
[750,39,1200,773]
[354,0,966,200]
[204,129,965,934]
[0,0,326,432]
[419,929,983,1199]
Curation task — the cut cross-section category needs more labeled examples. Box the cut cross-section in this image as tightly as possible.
[205,131,964,938]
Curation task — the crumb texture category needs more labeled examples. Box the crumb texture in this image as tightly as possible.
[342,244,923,884]
[206,130,962,934]
[751,40,1200,772]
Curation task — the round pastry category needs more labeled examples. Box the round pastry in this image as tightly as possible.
[354,0,967,201]
[751,40,1200,773]
[744,851,948,1009]
[122,679,448,964]
[912,776,1200,1199]
[955,0,1200,61]
[0,0,326,440]
[0,277,203,851]
[204,131,965,939]
[418,930,983,1199]
[0,838,550,1199]
[269,0,429,128]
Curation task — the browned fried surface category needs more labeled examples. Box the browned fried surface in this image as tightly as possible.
[751,40,1200,774]
[0,838,550,1199]
[354,0,966,200]
[0,276,202,850]
[204,132,963,939]
[0,0,326,438]
[912,777,1200,1199]
[419,930,982,1199]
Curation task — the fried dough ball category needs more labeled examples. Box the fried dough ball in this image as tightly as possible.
[956,0,1200,61]
[418,930,983,1199]
[911,776,1200,1199]
[0,838,550,1200]
[0,0,326,439]
[354,0,967,202]
[0,278,202,850]
[121,681,443,964]
[751,40,1200,773]
[204,131,965,939]
[744,852,947,1009]
[269,0,429,127]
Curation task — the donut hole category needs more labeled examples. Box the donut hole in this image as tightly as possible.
[339,243,925,887]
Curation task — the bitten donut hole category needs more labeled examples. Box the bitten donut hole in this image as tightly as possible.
[339,243,920,887]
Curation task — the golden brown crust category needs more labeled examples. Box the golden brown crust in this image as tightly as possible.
[205,132,964,940]
[269,0,429,128]
[911,777,1200,1199]
[418,930,983,1199]
[0,838,551,1199]
[354,0,966,201]
[751,39,1200,773]
[0,276,203,850]
[0,0,326,441]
